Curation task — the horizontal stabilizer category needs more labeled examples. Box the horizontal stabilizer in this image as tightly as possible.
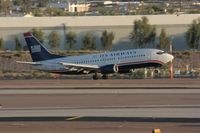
[16,61,41,65]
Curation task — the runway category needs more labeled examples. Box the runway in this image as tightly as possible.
[1,89,200,94]
[0,121,200,133]
[0,79,200,120]
[1,106,200,119]
[0,79,200,133]
[0,79,200,89]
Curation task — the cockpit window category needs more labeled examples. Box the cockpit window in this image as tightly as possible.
[156,51,165,55]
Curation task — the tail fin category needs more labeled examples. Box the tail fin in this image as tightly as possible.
[23,32,64,62]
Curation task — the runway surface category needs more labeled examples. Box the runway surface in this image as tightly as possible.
[1,121,200,133]
[1,89,200,94]
[0,79,200,133]
[1,106,200,118]
[0,79,200,89]
[1,94,200,108]
[0,79,200,119]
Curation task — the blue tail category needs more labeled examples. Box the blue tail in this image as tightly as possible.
[24,32,64,62]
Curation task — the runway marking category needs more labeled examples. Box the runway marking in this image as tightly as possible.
[2,105,200,111]
[1,89,200,94]
[1,108,200,118]
[66,116,82,121]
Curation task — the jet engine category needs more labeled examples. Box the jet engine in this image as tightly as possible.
[118,69,134,74]
[100,64,118,74]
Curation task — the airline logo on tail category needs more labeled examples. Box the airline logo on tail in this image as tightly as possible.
[24,32,41,53]
[31,45,41,53]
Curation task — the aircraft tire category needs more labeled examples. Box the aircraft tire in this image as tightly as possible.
[154,69,159,74]
[93,74,99,80]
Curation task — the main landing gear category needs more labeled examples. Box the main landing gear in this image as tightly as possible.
[92,74,99,80]
[92,73,108,80]
[102,74,108,79]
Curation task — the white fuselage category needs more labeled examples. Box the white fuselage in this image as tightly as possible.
[32,48,173,74]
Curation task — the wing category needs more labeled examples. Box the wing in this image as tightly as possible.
[59,62,99,74]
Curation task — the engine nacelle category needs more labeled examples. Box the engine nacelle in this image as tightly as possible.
[100,64,118,74]
[118,67,134,74]
[118,69,131,74]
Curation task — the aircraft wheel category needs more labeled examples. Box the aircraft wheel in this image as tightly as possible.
[93,74,99,80]
[154,69,159,74]
[102,74,108,80]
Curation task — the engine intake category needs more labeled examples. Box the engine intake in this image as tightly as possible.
[100,64,118,74]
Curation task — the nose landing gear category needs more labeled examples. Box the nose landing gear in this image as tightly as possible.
[154,69,159,74]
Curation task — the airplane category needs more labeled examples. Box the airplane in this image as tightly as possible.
[17,32,174,80]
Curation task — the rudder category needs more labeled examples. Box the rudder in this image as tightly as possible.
[23,32,64,62]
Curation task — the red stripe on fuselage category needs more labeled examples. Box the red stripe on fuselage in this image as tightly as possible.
[42,60,164,73]
[117,60,164,66]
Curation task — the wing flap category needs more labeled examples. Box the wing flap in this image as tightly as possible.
[59,62,99,69]
[59,62,99,73]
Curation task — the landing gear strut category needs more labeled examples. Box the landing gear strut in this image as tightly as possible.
[154,69,160,78]
[93,74,99,80]
[92,74,109,80]
[102,74,108,79]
